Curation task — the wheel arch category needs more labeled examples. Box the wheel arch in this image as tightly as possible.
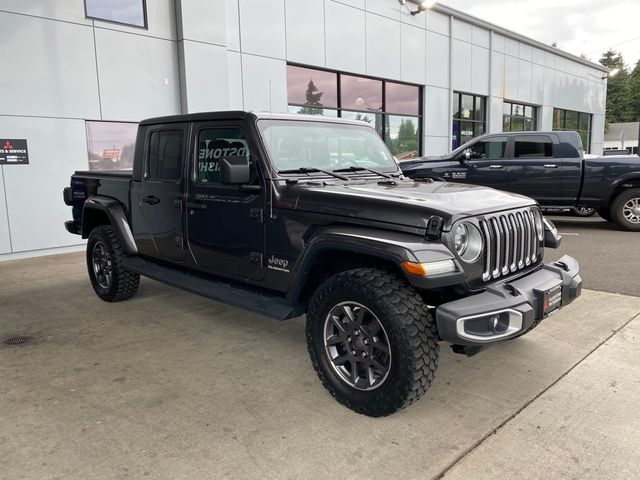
[82,196,137,255]
[608,176,640,205]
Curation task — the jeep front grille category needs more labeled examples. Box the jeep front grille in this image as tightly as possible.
[479,209,539,281]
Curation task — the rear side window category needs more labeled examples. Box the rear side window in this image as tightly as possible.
[514,136,553,158]
[147,130,183,181]
[196,128,251,184]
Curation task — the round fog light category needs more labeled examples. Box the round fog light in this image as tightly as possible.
[490,313,510,333]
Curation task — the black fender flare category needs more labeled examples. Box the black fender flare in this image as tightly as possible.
[286,227,462,303]
[81,196,138,255]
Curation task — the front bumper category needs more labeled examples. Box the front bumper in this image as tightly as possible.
[436,255,582,347]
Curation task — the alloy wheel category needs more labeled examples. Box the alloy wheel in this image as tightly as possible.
[92,241,113,288]
[622,197,640,224]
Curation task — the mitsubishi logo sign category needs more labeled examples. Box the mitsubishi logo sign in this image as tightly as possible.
[0,138,29,165]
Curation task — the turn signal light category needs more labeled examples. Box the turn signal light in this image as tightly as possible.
[402,260,456,277]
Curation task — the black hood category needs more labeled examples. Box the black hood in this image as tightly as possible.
[278,179,536,231]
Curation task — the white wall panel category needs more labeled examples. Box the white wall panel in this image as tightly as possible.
[518,60,532,103]
[241,54,287,112]
[0,13,100,120]
[401,23,426,85]
[424,136,450,156]
[0,167,11,254]
[452,39,472,93]
[504,38,519,58]
[539,105,553,130]
[544,51,556,69]
[504,55,519,101]
[531,64,545,105]
[543,67,555,106]
[334,0,365,8]
[451,19,472,43]
[177,0,226,45]
[471,46,490,96]
[325,2,366,74]
[239,0,285,59]
[426,32,449,89]
[491,52,505,99]
[591,114,605,154]
[472,26,490,48]
[400,5,426,28]
[93,0,176,41]
[366,13,400,79]
[227,51,244,109]
[488,96,503,132]
[519,43,532,62]
[96,30,181,121]
[225,0,240,51]
[366,0,400,20]
[424,86,450,138]
[426,10,449,36]
[180,41,229,113]
[532,47,545,66]
[0,116,88,253]
[286,0,325,66]
[0,0,90,24]
[492,34,505,53]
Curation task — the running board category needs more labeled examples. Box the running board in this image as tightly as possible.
[121,256,303,321]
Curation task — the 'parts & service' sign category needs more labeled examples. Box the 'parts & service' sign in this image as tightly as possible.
[0,139,29,165]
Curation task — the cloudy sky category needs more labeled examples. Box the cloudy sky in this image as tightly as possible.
[443,0,640,68]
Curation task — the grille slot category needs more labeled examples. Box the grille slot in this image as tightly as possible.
[479,208,540,282]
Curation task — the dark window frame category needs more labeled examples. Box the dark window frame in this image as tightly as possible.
[452,91,487,149]
[553,108,592,153]
[286,63,423,158]
[84,0,148,29]
[503,101,539,132]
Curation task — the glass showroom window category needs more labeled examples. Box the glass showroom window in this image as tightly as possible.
[553,108,592,153]
[503,102,538,132]
[286,64,422,158]
[452,92,486,149]
[85,0,147,28]
[86,121,138,171]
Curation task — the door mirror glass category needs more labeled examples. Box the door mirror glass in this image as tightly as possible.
[220,156,251,185]
[463,148,472,160]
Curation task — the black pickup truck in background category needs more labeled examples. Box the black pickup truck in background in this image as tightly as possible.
[401,131,640,231]
[64,112,581,416]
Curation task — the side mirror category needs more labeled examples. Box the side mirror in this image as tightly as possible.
[464,148,472,160]
[220,156,251,185]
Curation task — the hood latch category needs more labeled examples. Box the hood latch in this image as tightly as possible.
[425,216,444,240]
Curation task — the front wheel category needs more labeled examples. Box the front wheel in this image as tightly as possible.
[87,225,140,301]
[306,268,439,417]
[611,189,640,231]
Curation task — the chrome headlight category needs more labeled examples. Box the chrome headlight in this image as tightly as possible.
[454,222,483,263]
[532,208,544,241]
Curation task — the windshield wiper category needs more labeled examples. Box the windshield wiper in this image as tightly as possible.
[332,165,394,179]
[277,167,349,181]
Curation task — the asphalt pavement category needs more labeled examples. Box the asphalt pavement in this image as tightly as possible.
[545,214,639,297]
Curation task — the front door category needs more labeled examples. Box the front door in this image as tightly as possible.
[462,136,510,190]
[186,122,266,281]
[138,123,188,262]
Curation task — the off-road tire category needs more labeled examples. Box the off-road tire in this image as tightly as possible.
[306,268,439,417]
[87,225,140,302]
[611,188,640,231]
[596,208,612,222]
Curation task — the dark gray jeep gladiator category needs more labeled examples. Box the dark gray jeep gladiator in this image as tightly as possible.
[401,131,640,230]
[63,112,582,416]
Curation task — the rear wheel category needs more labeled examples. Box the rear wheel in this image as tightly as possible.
[306,268,439,417]
[87,225,140,301]
[611,189,640,231]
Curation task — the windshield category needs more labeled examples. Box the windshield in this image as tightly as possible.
[257,119,399,173]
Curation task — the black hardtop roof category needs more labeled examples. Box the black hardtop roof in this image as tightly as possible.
[139,111,371,127]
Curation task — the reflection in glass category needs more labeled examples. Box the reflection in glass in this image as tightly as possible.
[287,105,338,117]
[385,115,419,159]
[552,108,592,152]
[286,65,338,108]
[341,110,383,136]
[461,95,474,119]
[341,75,382,111]
[503,102,537,132]
[385,82,419,115]
[86,121,138,171]
[85,0,146,27]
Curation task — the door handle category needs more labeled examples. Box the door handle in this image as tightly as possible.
[186,202,207,211]
[142,195,160,205]
[173,199,183,210]
[544,164,559,168]
[489,164,503,169]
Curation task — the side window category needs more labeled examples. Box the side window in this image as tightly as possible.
[147,130,183,181]
[514,136,553,158]
[197,128,252,184]
[470,138,507,160]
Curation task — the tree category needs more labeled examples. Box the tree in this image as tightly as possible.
[629,60,640,122]
[600,49,633,124]
[391,119,417,156]
[297,79,325,115]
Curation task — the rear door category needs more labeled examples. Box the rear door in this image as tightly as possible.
[462,136,510,190]
[502,134,562,204]
[138,123,188,262]
[186,122,266,281]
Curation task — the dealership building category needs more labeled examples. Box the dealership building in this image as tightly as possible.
[0,0,609,260]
